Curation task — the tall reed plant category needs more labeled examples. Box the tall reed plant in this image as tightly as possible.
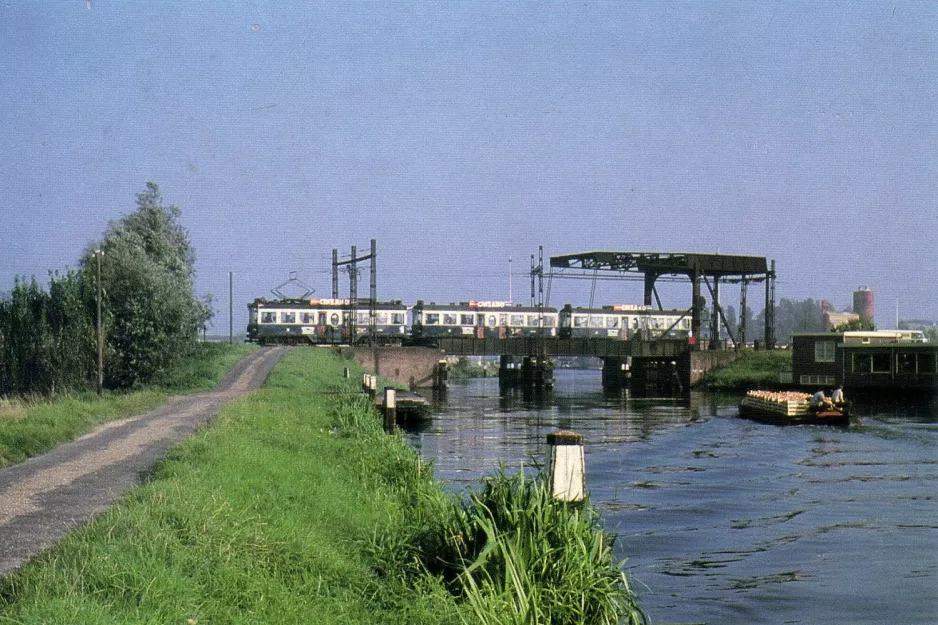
[424,466,648,625]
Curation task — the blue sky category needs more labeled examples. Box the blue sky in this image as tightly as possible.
[2,2,936,332]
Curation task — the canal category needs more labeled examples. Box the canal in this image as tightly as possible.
[404,368,938,625]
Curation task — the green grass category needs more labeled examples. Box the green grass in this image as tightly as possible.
[0,349,461,624]
[695,349,793,391]
[0,342,257,468]
[0,348,647,624]
[153,341,257,393]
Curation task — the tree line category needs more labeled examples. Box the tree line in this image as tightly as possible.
[0,183,212,397]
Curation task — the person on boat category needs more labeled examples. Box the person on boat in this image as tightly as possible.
[809,390,832,411]
[831,384,845,407]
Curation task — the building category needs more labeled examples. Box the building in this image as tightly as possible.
[792,330,937,393]
[821,300,860,330]
[853,287,874,325]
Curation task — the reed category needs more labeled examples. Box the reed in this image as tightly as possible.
[399,466,648,625]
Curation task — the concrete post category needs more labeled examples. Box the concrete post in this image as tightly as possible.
[383,387,397,434]
[547,430,585,503]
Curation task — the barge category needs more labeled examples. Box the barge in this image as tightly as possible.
[739,390,849,426]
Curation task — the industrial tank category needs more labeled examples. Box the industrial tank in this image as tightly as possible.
[853,287,874,324]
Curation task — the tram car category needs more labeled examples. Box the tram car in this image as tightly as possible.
[558,304,691,340]
[411,300,558,341]
[247,298,409,345]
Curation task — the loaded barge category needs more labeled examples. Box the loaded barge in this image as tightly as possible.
[739,390,849,426]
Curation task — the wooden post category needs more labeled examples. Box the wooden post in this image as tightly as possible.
[547,430,585,503]
[383,387,397,434]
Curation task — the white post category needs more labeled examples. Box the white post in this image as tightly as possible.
[547,430,585,502]
[383,387,397,434]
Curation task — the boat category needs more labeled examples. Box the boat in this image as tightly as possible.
[738,390,849,426]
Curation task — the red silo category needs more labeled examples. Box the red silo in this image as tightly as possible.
[853,287,874,324]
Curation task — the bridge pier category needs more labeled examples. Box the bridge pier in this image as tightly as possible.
[601,358,631,391]
[499,355,554,390]
[629,355,690,397]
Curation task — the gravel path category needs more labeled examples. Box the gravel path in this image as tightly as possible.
[0,346,288,578]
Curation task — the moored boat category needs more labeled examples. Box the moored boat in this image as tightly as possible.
[738,390,849,426]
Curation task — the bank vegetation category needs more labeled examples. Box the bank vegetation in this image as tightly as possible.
[0,349,647,625]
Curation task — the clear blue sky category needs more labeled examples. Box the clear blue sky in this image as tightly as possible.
[3,2,936,333]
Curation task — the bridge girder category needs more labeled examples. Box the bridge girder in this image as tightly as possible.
[548,251,776,349]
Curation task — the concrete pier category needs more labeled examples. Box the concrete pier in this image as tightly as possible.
[499,355,553,389]
[601,358,630,390]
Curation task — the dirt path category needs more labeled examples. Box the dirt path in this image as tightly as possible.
[0,346,288,578]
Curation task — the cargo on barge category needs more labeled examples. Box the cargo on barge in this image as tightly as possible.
[738,390,849,426]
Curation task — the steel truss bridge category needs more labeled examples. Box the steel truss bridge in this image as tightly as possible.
[546,250,776,350]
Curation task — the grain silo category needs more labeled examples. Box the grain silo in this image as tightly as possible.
[853,287,874,325]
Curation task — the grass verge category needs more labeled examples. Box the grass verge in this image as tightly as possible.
[0,342,256,468]
[694,349,793,391]
[0,348,647,624]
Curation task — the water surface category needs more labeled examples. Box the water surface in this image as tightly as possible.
[405,369,938,625]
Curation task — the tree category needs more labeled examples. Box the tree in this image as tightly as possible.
[754,298,826,345]
[82,182,212,388]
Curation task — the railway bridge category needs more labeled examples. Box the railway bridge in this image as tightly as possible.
[346,337,742,396]
[333,246,776,395]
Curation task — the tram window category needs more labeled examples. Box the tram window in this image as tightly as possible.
[377,313,389,324]
[261,312,276,324]
[499,314,508,326]
[589,317,603,328]
[357,312,370,324]
[426,314,439,325]
[444,314,458,325]
[527,315,540,326]
[543,316,555,327]
[488,315,497,328]
[281,312,296,324]
[329,313,340,326]
[606,317,619,329]
[574,316,588,328]
[318,312,327,325]
[461,314,475,325]
[391,313,404,325]
[301,312,315,324]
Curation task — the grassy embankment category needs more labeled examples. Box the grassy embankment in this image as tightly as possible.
[0,342,257,468]
[0,348,647,625]
[694,349,793,391]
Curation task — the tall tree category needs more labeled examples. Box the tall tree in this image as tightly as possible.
[83,182,211,387]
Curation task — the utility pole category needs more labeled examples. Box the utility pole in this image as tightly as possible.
[95,249,104,395]
[229,271,234,344]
